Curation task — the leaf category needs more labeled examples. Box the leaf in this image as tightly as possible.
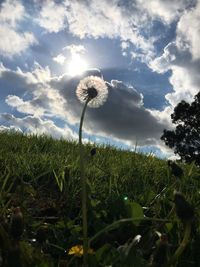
[188,161,195,177]
[53,169,64,192]
[95,244,112,261]
[1,172,10,193]
[125,200,144,226]
[95,244,119,265]
[165,222,173,233]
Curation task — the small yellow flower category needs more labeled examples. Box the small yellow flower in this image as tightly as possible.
[68,245,94,257]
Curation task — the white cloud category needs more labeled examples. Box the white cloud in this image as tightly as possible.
[166,64,200,106]
[0,113,77,140]
[0,0,37,57]
[34,0,154,57]
[0,26,36,58]
[167,154,181,161]
[0,63,77,139]
[149,42,177,73]
[0,124,22,133]
[148,0,200,108]
[121,41,130,50]
[0,62,51,86]
[6,86,67,119]
[30,62,52,84]
[136,0,194,24]
[33,0,197,63]
[53,54,66,65]
[0,0,25,26]
[60,0,195,60]
[176,0,200,60]
[1,62,67,119]
[63,44,86,55]
[5,95,45,116]
[65,0,153,54]
[36,1,66,33]
[35,0,195,61]
[121,41,130,56]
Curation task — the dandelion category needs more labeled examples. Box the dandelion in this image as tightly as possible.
[90,147,96,157]
[167,192,194,265]
[76,76,108,108]
[76,75,108,267]
[68,245,83,258]
[174,191,194,222]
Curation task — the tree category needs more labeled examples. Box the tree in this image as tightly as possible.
[161,91,200,166]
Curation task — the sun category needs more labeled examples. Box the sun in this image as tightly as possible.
[67,54,88,76]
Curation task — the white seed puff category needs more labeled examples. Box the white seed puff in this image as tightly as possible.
[76,76,108,108]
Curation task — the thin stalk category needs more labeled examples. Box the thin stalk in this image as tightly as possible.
[79,98,90,267]
[165,222,191,267]
[89,217,173,247]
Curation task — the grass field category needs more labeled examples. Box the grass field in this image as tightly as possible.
[0,131,200,267]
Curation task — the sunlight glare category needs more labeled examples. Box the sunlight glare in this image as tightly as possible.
[67,54,88,76]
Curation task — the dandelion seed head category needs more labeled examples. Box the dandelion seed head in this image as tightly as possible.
[76,76,108,108]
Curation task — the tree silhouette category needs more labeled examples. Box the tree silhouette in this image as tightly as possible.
[161,91,200,165]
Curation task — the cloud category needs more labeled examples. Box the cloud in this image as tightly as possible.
[34,0,195,61]
[136,0,195,24]
[66,0,154,54]
[121,41,130,50]
[0,113,77,140]
[149,0,200,108]
[50,71,167,147]
[31,0,197,65]
[0,27,36,58]
[120,41,130,56]
[5,95,45,116]
[0,62,54,119]
[0,62,51,86]
[0,62,67,118]
[63,44,86,55]
[0,0,24,26]
[0,62,168,148]
[5,85,67,119]
[0,0,37,58]
[36,1,66,33]
[0,124,22,133]
[85,80,165,146]
[34,0,154,58]
[0,64,78,143]
[53,54,66,65]
[176,0,200,60]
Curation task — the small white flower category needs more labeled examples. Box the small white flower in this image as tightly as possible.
[76,76,108,108]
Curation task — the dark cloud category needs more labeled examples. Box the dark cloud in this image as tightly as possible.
[0,64,167,147]
[51,69,166,146]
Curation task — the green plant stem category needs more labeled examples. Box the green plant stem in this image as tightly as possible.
[165,222,191,267]
[79,98,90,267]
[89,217,173,247]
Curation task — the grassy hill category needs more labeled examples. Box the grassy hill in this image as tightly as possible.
[0,131,200,266]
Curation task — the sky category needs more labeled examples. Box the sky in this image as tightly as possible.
[0,0,200,158]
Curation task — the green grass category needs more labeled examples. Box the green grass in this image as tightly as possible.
[0,131,200,266]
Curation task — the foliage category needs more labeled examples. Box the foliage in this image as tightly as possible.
[161,91,200,165]
[0,131,200,266]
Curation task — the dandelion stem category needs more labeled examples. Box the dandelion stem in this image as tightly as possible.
[165,222,191,267]
[79,98,90,267]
